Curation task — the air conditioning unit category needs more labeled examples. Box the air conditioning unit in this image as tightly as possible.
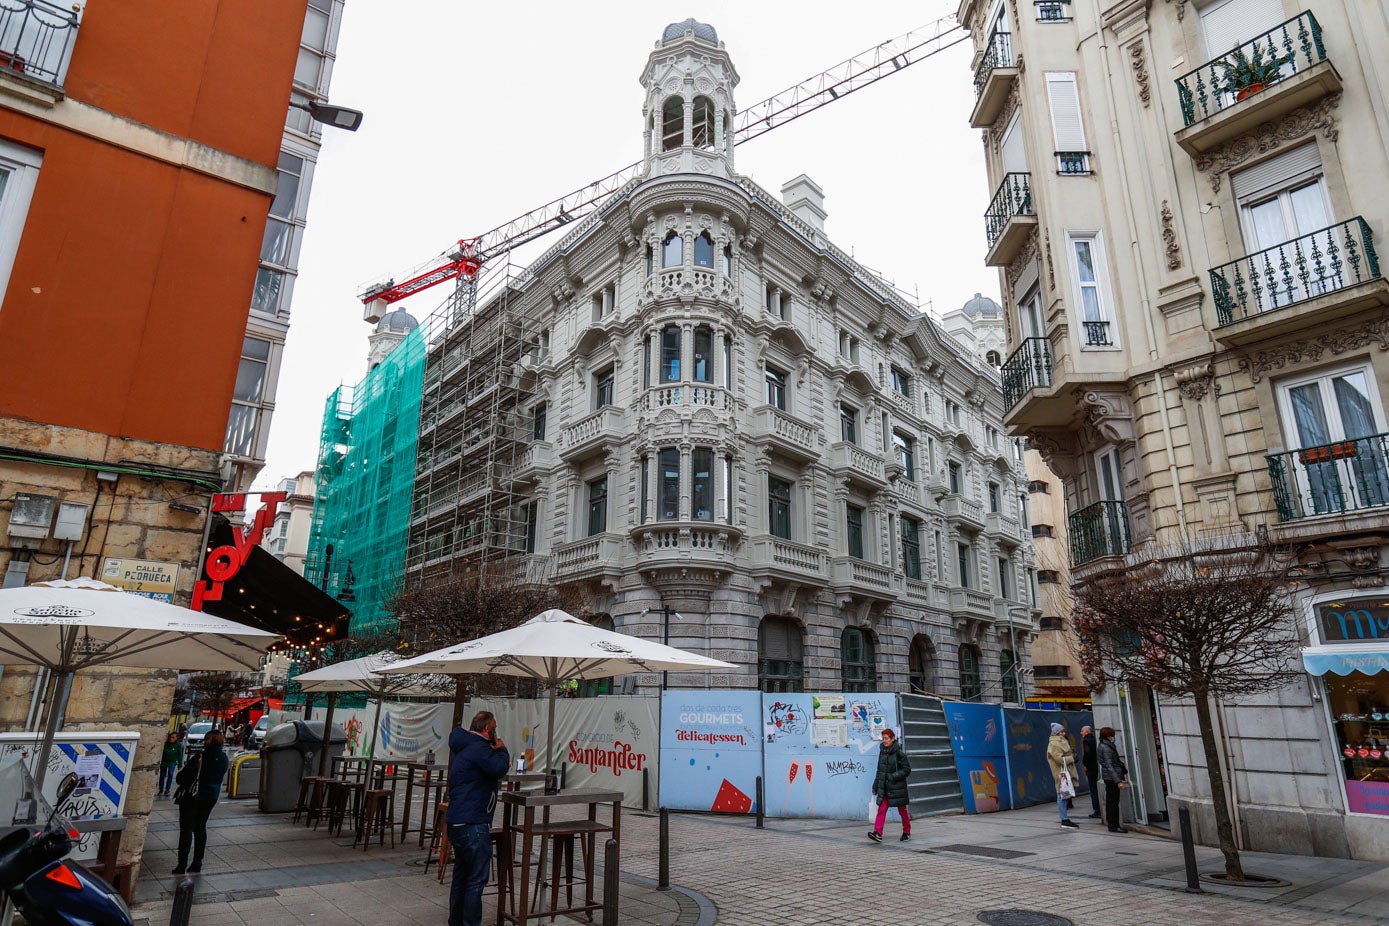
[6,493,55,540]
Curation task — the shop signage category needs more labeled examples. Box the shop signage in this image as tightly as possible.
[100,558,178,602]
[1317,600,1389,644]
[192,492,285,610]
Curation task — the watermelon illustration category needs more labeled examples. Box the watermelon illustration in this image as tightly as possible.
[710,778,753,814]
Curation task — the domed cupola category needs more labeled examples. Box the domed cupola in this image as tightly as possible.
[640,18,739,181]
[366,307,419,370]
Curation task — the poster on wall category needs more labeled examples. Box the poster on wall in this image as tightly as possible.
[374,702,450,763]
[762,692,898,819]
[0,732,141,861]
[474,697,660,807]
[659,690,761,814]
[943,702,1009,813]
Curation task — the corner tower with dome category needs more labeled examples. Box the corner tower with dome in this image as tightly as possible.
[374,20,1038,705]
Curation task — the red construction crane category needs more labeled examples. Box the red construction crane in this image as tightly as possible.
[360,18,969,319]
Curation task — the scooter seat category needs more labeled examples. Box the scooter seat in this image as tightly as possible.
[0,827,36,886]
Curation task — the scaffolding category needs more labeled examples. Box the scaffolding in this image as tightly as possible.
[405,261,550,587]
[305,324,426,634]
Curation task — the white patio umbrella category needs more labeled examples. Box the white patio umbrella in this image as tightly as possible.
[0,577,280,789]
[379,609,735,775]
[293,651,447,773]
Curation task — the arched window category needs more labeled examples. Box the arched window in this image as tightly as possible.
[691,96,715,147]
[721,243,733,276]
[694,231,714,268]
[1000,648,1020,704]
[660,325,681,382]
[646,244,654,276]
[578,614,616,697]
[908,635,936,695]
[986,350,1001,366]
[662,96,684,150]
[692,325,713,383]
[841,627,877,692]
[662,231,683,268]
[759,617,804,692]
[959,644,982,701]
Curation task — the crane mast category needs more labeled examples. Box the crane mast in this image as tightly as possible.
[360,17,966,317]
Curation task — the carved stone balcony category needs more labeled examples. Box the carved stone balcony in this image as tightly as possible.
[748,535,828,585]
[747,405,822,463]
[640,384,733,412]
[831,556,901,604]
[941,494,986,530]
[950,587,995,621]
[828,441,888,488]
[986,511,1021,539]
[640,267,735,306]
[551,533,627,582]
[505,441,556,485]
[558,406,626,462]
[630,521,743,575]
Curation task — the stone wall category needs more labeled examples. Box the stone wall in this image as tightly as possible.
[0,417,220,867]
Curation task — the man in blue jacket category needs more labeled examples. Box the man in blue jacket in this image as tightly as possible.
[448,710,510,926]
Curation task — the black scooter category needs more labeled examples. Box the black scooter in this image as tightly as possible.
[0,771,134,926]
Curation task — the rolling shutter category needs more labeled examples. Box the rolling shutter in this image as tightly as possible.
[1001,113,1026,174]
[1046,72,1086,151]
[1229,142,1322,202]
[1200,0,1287,58]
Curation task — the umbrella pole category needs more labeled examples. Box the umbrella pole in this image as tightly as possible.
[366,690,386,758]
[547,682,556,781]
[33,669,74,794]
[318,692,338,778]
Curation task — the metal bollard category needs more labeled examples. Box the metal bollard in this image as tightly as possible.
[560,762,567,790]
[602,838,620,926]
[642,767,650,811]
[755,775,764,829]
[1178,806,1203,893]
[658,807,670,890]
[169,878,195,926]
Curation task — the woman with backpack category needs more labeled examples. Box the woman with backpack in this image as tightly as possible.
[173,729,230,874]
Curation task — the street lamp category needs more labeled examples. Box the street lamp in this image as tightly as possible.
[289,99,364,132]
[641,605,680,690]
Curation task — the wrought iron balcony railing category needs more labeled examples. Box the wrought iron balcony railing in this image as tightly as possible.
[973,31,1013,99]
[984,173,1032,250]
[1000,337,1052,408]
[1055,151,1091,175]
[1211,218,1381,326]
[1035,0,1070,21]
[1176,12,1327,127]
[1069,500,1130,566]
[1268,432,1389,521]
[0,0,80,87]
[1082,320,1112,346]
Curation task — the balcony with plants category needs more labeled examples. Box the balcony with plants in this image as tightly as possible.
[1068,500,1130,567]
[984,172,1036,267]
[1174,12,1341,155]
[970,30,1017,128]
[1210,218,1386,346]
[1267,433,1389,529]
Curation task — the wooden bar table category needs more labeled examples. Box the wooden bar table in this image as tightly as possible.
[401,762,449,846]
[331,755,370,782]
[498,788,621,926]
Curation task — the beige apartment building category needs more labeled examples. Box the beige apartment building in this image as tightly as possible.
[959,0,1389,858]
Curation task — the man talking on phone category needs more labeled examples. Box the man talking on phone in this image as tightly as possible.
[448,710,510,926]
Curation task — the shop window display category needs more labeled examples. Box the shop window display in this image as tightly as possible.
[1328,671,1389,815]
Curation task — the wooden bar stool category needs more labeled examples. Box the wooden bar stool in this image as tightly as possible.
[358,788,396,850]
[294,776,330,826]
[425,801,450,880]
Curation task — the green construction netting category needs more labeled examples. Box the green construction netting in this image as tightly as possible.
[305,325,425,635]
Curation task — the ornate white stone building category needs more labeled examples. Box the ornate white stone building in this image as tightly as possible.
[406,19,1037,701]
[960,0,1389,858]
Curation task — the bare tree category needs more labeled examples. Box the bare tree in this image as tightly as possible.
[187,672,254,729]
[388,566,588,723]
[1073,544,1301,881]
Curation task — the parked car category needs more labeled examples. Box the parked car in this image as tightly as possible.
[184,722,213,756]
[250,716,271,749]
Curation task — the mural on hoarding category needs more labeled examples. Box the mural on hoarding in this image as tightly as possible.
[659,690,762,814]
[1002,708,1094,808]
[943,702,1009,813]
[762,693,898,819]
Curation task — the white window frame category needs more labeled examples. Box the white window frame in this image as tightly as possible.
[1067,230,1120,350]
[0,140,41,315]
[1275,361,1387,450]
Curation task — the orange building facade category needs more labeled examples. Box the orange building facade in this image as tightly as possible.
[0,1,313,879]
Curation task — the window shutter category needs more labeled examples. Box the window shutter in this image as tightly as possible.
[1230,142,1322,201]
[1001,113,1026,174]
[1200,0,1287,58]
[1045,73,1086,151]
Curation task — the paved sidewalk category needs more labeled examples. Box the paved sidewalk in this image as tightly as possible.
[131,796,1389,925]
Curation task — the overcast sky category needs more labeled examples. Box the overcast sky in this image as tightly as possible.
[255,1,1000,490]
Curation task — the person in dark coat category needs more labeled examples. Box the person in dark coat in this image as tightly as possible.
[868,727,912,843]
[1097,726,1130,833]
[1081,725,1101,819]
[447,711,510,926]
[173,729,229,874]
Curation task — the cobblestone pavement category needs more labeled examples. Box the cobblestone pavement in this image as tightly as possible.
[131,796,1389,925]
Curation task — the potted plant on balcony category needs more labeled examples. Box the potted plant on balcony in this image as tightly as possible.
[1213,42,1292,101]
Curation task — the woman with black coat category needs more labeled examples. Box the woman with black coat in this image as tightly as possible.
[173,729,230,874]
[868,727,912,843]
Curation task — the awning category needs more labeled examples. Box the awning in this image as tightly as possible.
[210,696,265,718]
[199,517,350,647]
[1302,646,1389,676]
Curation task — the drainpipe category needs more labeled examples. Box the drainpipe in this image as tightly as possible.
[1086,0,1190,540]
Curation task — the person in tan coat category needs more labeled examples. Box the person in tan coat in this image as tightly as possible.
[1046,722,1080,830]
